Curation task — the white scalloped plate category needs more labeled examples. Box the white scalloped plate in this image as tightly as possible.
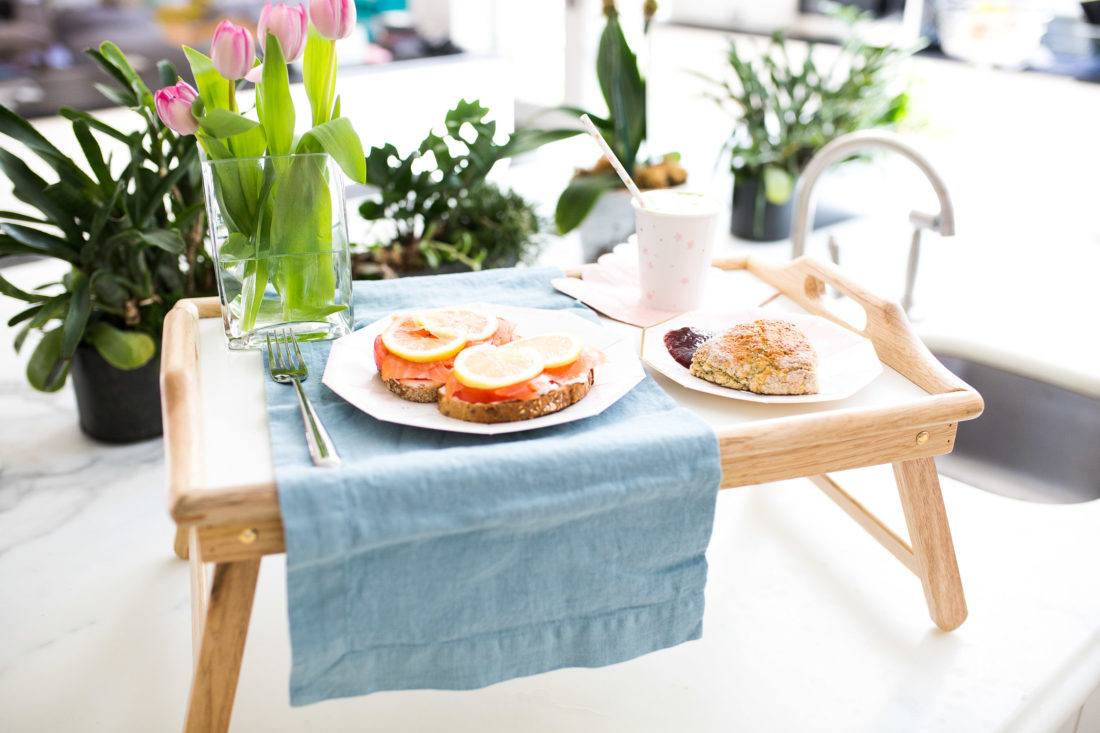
[642,308,882,404]
[323,303,646,434]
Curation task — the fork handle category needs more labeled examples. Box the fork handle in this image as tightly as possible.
[290,376,341,468]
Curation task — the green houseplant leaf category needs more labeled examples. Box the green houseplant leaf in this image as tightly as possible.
[0,223,79,262]
[762,165,795,205]
[26,327,69,392]
[554,172,621,235]
[596,10,645,175]
[87,321,157,370]
[97,41,155,111]
[0,105,97,192]
[0,45,214,397]
[355,99,549,276]
[60,271,90,358]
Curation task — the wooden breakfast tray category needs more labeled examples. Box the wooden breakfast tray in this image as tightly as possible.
[160,255,983,732]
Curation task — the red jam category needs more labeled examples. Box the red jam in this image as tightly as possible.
[663,327,715,369]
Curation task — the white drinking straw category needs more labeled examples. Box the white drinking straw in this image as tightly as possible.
[579,114,647,208]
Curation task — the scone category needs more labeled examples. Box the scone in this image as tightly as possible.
[689,319,819,395]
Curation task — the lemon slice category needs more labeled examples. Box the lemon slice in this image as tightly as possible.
[382,316,466,363]
[504,333,583,369]
[453,344,543,390]
[414,308,499,342]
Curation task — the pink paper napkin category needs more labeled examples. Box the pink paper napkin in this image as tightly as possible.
[551,243,777,327]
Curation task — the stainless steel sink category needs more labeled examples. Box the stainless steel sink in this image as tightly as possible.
[934,354,1100,504]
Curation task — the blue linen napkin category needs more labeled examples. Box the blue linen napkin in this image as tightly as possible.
[264,266,722,705]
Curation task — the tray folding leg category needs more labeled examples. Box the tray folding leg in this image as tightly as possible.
[736,255,979,632]
[184,529,261,733]
[893,456,967,631]
[811,464,966,632]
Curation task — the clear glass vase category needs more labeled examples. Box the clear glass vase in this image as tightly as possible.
[201,153,354,349]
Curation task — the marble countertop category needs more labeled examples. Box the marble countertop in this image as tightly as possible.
[3,26,1100,732]
[2,253,1100,732]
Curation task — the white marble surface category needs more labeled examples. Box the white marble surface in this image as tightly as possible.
[3,25,1100,733]
[3,252,1100,732]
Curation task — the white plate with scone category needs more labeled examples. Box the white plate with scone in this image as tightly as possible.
[641,308,882,403]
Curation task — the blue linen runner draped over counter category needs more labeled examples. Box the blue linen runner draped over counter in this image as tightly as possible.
[264,267,722,705]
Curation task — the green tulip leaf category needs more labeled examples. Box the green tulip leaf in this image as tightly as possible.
[183,46,233,118]
[217,231,253,261]
[303,25,336,127]
[87,321,156,370]
[259,35,294,156]
[297,117,366,184]
[199,108,262,139]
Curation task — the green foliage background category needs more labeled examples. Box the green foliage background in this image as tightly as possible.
[0,43,214,391]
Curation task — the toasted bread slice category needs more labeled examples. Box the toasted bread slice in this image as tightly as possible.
[437,370,594,423]
[383,377,445,403]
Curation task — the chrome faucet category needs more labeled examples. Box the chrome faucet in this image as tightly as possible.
[790,130,955,318]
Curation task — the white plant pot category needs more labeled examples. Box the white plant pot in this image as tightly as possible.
[578,188,637,263]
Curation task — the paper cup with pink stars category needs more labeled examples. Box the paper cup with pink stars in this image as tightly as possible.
[632,190,722,311]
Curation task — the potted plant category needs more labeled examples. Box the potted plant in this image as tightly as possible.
[156,0,369,348]
[354,98,553,278]
[699,5,915,241]
[527,0,688,258]
[0,44,215,443]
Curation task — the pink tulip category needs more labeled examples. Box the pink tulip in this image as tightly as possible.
[210,20,255,80]
[154,81,200,136]
[258,3,308,62]
[309,0,355,40]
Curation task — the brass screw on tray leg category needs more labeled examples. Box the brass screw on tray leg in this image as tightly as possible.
[916,431,930,445]
[239,528,258,544]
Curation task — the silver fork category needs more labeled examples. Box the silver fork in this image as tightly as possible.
[266,329,341,468]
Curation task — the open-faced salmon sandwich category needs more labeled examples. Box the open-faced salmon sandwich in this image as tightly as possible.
[373,308,516,402]
[439,333,604,423]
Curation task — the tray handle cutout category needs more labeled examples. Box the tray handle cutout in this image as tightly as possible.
[745,256,974,396]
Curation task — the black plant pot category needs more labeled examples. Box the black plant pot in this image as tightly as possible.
[731,175,795,242]
[69,344,163,444]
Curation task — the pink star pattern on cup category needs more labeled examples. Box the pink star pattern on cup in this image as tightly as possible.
[687,241,695,249]
[674,233,683,242]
